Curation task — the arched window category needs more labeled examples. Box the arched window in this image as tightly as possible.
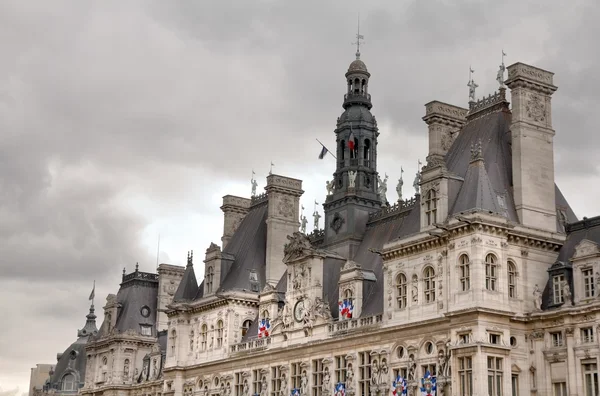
[425,189,437,225]
[459,254,471,291]
[216,320,224,347]
[485,254,498,291]
[340,140,346,160]
[201,324,208,350]
[101,356,108,381]
[424,267,436,303]
[261,310,269,320]
[170,329,177,356]
[396,273,407,309]
[106,313,112,331]
[508,261,517,298]
[347,79,352,94]
[344,289,354,308]
[363,139,371,163]
[206,266,214,294]
[241,320,252,337]
[361,79,366,94]
[61,373,76,391]
[189,330,195,351]
[354,78,360,94]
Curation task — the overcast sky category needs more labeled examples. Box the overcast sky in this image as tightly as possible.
[1,0,599,393]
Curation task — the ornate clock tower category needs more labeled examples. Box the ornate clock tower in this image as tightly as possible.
[322,46,382,258]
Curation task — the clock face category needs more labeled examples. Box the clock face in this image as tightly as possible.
[294,300,305,322]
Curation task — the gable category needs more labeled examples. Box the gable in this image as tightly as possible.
[573,239,600,259]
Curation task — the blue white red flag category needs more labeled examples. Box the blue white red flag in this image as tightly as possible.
[420,370,436,396]
[258,318,270,338]
[318,146,328,159]
[338,299,353,319]
[334,383,346,396]
[291,389,300,396]
[392,375,408,395]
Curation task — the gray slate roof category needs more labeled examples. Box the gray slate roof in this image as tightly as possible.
[173,260,198,302]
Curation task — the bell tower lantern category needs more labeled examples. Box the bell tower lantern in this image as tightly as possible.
[322,35,381,259]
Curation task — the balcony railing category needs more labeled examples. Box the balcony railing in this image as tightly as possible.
[230,337,272,353]
[328,314,383,333]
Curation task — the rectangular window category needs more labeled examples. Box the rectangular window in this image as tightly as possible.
[291,363,302,391]
[235,372,245,396]
[252,370,261,396]
[392,368,408,382]
[551,332,564,347]
[487,357,503,396]
[458,357,473,396]
[584,362,599,396]
[489,333,501,345]
[553,382,567,396]
[140,325,152,336]
[359,351,372,396]
[335,355,347,385]
[312,360,324,396]
[421,364,436,377]
[270,367,281,396]
[458,332,471,345]
[582,327,594,344]
[511,374,519,396]
[584,269,595,298]
[553,275,565,304]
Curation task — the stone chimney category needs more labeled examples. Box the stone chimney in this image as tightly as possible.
[156,263,185,331]
[422,101,468,166]
[220,195,251,249]
[505,62,558,232]
[265,174,304,285]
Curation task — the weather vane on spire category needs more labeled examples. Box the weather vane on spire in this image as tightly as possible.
[352,15,364,59]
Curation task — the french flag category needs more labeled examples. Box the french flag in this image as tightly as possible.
[348,131,355,151]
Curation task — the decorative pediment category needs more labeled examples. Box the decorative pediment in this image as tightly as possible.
[511,364,521,373]
[573,239,600,259]
[283,232,315,262]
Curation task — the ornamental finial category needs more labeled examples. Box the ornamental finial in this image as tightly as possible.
[496,50,507,88]
[467,66,478,102]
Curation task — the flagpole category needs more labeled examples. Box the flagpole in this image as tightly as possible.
[92,280,95,306]
[316,138,337,159]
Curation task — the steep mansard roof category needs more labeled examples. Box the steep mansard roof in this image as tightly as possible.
[557,216,600,262]
[201,101,580,322]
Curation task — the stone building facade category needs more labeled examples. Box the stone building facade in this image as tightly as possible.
[31,50,600,396]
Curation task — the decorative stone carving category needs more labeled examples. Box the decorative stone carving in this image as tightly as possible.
[300,214,308,234]
[526,94,546,122]
[574,239,600,258]
[322,367,331,396]
[330,212,345,234]
[260,375,268,396]
[300,370,309,396]
[345,363,355,395]
[278,196,294,219]
[284,232,313,261]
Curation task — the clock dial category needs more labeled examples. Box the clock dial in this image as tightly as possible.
[294,300,305,322]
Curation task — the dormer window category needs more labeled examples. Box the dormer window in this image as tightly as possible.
[583,269,595,298]
[140,325,152,336]
[206,266,214,294]
[61,373,76,391]
[425,189,437,225]
[242,320,252,337]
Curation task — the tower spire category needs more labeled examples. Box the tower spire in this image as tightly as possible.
[352,15,364,60]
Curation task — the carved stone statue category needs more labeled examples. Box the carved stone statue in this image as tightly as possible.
[467,78,478,102]
[396,175,403,201]
[348,171,357,188]
[284,232,313,260]
[533,284,542,310]
[123,360,130,379]
[563,281,572,302]
[326,180,335,195]
[152,359,158,379]
[251,177,258,197]
[313,210,321,231]
[377,174,388,203]
[407,355,416,381]
[370,360,379,387]
[323,367,331,394]
[242,380,250,396]
[497,63,506,87]
[300,370,309,395]
[346,364,354,393]
[413,171,421,195]
[437,350,447,378]
[260,376,268,396]
[300,215,308,234]
[412,285,418,303]
[280,372,288,396]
